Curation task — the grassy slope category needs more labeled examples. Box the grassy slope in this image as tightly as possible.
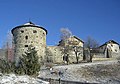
[53,60,120,83]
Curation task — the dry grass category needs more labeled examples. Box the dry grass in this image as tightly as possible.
[92,58,116,61]
[76,62,120,80]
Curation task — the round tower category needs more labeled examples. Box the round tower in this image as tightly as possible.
[11,22,47,62]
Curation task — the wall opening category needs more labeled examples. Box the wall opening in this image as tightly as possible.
[25,45,28,47]
[33,30,37,33]
[25,36,28,40]
[21,30,24,33]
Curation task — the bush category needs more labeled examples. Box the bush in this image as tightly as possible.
[0,45,41,76]
[16,45,41,76]
[0,59,15,74]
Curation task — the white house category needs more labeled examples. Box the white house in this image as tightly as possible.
[99,40,120,58]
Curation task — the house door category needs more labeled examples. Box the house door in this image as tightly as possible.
[106,48,109,58]
[106,48,112,58]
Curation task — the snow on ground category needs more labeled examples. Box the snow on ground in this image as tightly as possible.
[39,60,120,84]
[0,73,49,84]
[1,61,119,84]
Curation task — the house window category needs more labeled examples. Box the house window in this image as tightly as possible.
[33,30,37,33]
[25,36,28,40]
[111,44,113,47]
[25,45,28,47]
[54,49,56,51]
[21,30,24,33]
[115,49,117,52]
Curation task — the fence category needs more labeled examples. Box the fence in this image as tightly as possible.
[39,77,98,84]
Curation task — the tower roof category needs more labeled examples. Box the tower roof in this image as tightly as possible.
[11,21,47,34]
[23,21,35,25]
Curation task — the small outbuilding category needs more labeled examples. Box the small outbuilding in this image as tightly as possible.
[91,40,120,59]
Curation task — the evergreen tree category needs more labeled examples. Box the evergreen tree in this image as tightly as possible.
[0,45,41,76]
[20,45,40,75]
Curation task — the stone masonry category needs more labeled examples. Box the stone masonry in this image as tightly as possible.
[11,22,47,62]
[11,22,84,64]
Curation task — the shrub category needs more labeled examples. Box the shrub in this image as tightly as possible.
[0,45,41,76]
[16,45,41,76]
[0,59,15,74]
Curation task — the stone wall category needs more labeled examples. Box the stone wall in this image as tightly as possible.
[45,46,84,64]
[92,53,105,58]
[12,25,47,62]
[68,47,83,63]
[46,46,63,63]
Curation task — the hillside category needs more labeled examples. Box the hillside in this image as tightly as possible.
[39,60,120,84]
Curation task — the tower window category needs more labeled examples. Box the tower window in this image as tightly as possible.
[25,45,28,47]
[33,30,37,33]
[21,30,24,33]
[25,36,28,40]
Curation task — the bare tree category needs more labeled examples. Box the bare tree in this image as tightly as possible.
[72,46,83,63]
[60,28,72,41]
[2,31,14,62]
[84,36,99,62]
[60,28,82,64]
[2,31,13,49]
[59,28,72,64]
[59,28,72,47]
[84,36,99,49]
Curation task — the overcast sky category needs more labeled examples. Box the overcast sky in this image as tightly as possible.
[0,0,120,48]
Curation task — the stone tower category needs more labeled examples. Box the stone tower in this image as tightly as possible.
[11,22,47,62]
